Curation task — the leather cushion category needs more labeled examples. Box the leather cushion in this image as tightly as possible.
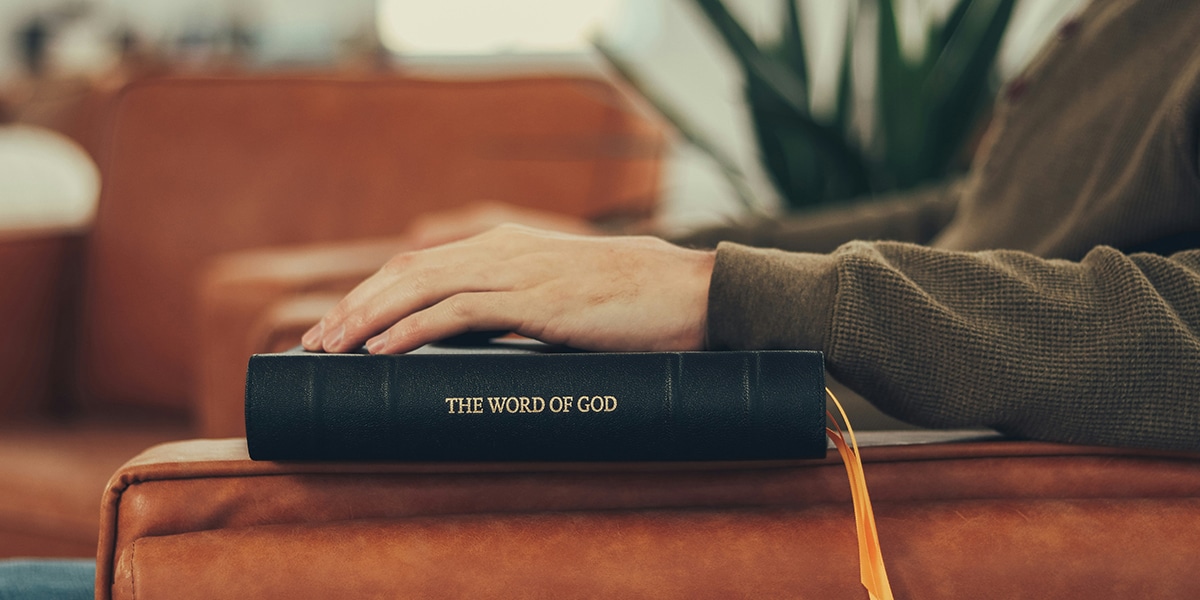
[98,435,1200,599]
[118,499,1200,599]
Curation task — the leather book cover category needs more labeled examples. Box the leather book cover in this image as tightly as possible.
[245,340,826,461]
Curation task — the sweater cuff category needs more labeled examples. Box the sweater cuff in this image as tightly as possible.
[706,242,838,351]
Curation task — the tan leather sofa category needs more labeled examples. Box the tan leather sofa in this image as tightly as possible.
[0,72,663,558]
[96,435,1200,599]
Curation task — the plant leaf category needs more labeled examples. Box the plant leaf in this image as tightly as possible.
[832,1,856,142]
[922,0,1016,175]
[689,0,873,204]
[876,0,929,188]
[592,39,763,211]
[689,0,810,114]
[778,0,809,93]
[933,0,976,57]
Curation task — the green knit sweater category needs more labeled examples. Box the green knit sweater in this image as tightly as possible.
[684,0,1200,451]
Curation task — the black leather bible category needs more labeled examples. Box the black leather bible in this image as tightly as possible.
[245,341,826,462]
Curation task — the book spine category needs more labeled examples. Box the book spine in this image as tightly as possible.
[246,351,825,461]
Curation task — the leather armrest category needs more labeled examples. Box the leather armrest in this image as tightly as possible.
[195,238,402,438]
[97,436,1200,600]
[0,230,81,417]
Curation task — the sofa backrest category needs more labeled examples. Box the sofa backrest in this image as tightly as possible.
[75,74,664,413]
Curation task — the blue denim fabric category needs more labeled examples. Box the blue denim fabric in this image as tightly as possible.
[0,559,93,600]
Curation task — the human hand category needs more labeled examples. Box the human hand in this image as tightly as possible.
[402,201,603,250]
[301,224,715,354]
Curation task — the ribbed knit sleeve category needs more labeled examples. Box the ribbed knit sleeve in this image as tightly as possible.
[706,241,1200,451]
[670,181,961,252]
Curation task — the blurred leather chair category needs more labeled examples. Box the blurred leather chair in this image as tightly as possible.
[0,72,663,557]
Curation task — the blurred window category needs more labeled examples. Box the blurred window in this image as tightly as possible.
[376,0,621,54]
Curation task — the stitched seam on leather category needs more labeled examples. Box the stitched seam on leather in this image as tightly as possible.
[99,479,135,600]
[130,538,138,600]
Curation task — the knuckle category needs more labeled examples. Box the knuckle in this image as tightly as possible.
[442,295,474,321]
[322,301,353,327]
[389,319,418,344]
[341,311,372,335]
[380,252,415,275]
[406,266,434,297]
[323,303,346,323]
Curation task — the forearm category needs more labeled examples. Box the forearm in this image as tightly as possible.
[706,241,1200,451]
[671,179,962,252]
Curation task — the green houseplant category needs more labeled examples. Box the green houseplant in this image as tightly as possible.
[598,0,1016,210]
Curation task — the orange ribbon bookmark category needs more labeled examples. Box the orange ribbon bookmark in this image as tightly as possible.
[825,387,894,600]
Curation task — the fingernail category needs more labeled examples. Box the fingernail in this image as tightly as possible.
[326,324,345,351]
[302,321,324,348]
[365,334,387,354]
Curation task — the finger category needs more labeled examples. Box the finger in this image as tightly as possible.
[300,264,405,352]
[312,225,556,352]
[320,227,554,353]
[365,292,527,354]
[322,257,518,353]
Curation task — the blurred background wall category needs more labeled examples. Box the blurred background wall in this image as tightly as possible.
[0,0,1087,230]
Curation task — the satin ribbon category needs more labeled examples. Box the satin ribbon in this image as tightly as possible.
[826,387,894,600]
